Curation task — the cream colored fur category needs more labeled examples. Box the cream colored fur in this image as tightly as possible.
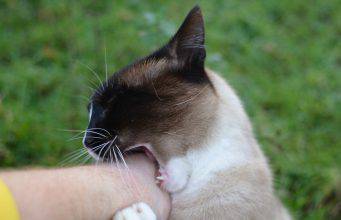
[114,69,291,220]
[165,69,291,220]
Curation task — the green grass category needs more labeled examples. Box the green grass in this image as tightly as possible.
[0,0,340,219]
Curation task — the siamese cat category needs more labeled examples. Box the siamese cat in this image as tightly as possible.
[82,6,291,220]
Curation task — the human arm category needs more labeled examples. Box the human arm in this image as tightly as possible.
[0,155,170,220]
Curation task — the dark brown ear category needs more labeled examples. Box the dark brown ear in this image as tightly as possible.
[167,5,206,72]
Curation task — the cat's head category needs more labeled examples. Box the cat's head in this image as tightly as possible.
[83,6,218,164]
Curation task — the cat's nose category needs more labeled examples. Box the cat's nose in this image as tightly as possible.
[82,136,97,148]
[82,130,104,148]
[83,137,95,147]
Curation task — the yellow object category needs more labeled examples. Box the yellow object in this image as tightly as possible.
[0,178,20,220]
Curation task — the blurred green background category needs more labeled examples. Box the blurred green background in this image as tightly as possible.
[0,0,340,219]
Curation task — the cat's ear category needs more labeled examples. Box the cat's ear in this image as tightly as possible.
[166,5,206,72]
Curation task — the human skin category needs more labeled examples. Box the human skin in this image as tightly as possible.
[0,154,170,220]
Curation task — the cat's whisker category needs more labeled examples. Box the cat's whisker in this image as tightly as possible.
[76,154,93,166]
[68,131,105,142]
[69,132,86,141]
[63,128,109,141]
[104,46,108,87]
[60,147,84,158]
[109,144,114,165]
[96,141,110,165]
[87,78,101,91]
[58,129,88,140]
[112,145,136,199]
[85,144,107,164]
[58,128,85,133]
[113,145,134,198]
[64,154,89,167]
[59,148,89,167]
[103,138,116,163]
[87,128,112,137]
[90,142,109,152]
[86,85,96,92]
[77,61,105,92]
[65,128,109,141]
[87,85,102,95]
[59,148,85,160]
[84,130,108,138]
[102,142,111,163]
[96,141,110,153]
[68,136,104,142]
[106,146,117,202]
[115,145,144,199]
[58,151,83,167]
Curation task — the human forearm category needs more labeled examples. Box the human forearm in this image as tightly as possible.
[0,155,170,220]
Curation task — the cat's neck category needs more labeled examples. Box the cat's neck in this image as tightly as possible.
[181,70,265,193]
[204,69,262,160]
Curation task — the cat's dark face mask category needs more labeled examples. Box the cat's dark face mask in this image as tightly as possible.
[82,6,216,162]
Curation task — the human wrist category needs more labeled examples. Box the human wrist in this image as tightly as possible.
[122,155,171,219]
[73,158,170,219]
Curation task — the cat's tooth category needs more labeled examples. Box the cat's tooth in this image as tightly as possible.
[156,176,164,180]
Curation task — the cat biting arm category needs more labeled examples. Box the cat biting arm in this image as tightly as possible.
[83,5,290,220]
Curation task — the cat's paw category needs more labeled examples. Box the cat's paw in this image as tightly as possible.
[156,158,190,193]
[113,202,156,220]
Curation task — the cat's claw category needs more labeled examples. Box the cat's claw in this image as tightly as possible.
[113,202,156,220]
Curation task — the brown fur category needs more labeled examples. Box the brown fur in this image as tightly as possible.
[115,62,218,162]
[84,6,290,220]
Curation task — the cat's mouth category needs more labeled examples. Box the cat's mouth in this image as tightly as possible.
[86,142,162,176]
[124,144,160,168]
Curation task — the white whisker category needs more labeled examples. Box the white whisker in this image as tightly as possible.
[87,78,101,90]
[115,145,144,199]
[87,128,112,136]
[96,142,110,163]
[112,145,135,199]
[84,130,107,138]
[77,61,105,92]
[104,46,108,87]
[68,136,103,141]
[59,148,88,167]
